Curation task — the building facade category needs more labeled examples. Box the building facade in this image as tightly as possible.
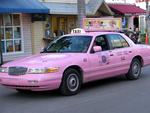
[108,3,145,31]
[0,14,33,61]
[37,0,113,45]
[0,0,49,62]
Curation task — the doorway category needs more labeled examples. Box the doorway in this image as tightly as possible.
[133,16,139,30]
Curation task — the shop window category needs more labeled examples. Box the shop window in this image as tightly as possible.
[14,27,21,39]
[5,28,13,39]
[51,16,76,37]
[0,15,3,26]
[14,40,22,51]
[0,14,22,54]
[4,14,12,26]
[6,41,13,52]
[13,14,20,26]
[58,17,67,36]
[0,28,4,39]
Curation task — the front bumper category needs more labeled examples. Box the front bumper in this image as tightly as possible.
[0,73,61,91]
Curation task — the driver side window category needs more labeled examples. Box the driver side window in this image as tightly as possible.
[94,35,109,51]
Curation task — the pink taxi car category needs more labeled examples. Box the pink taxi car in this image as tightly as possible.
[0,30,150,95]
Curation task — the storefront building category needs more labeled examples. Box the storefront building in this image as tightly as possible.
[42,0,113,37]
[108,4,145,31]
[0,0,49,62]
[34,0,113,53]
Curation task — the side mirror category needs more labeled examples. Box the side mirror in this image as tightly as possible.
[93,46,102,53]
[40,47,47,53]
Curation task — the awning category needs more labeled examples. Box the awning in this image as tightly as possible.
[108,4,145,15]
[0,0,49,13]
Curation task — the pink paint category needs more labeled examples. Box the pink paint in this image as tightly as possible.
[0,31,150,92]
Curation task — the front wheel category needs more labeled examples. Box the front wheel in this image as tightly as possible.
[59,68,82,96]
[126,58,142,80]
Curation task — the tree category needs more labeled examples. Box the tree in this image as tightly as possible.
[77,0,86,28]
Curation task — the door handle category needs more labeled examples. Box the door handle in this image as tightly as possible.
[121,56,126,60]
[110,54,114,56]
[109,51,114,56]
[129,51,132,53]
[106,62,109,65]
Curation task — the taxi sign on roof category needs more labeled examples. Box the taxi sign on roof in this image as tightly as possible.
[83,18,122,32]
[71,28,86,34]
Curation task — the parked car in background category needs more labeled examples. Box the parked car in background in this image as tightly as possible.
[0,28,150,96]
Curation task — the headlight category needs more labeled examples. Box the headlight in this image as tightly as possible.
[0,67,8,73]
[28,67,59,74]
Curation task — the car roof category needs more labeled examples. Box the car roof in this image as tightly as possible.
[64,31,123,37]
[61,31,135,47]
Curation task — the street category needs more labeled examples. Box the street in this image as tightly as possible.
[0,66,150,113]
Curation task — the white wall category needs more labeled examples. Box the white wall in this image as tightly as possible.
[128,16,134,30]
[139,15,146,33]
[31,21,45,54]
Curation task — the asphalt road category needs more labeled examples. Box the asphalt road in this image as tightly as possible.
[0,66,150,113]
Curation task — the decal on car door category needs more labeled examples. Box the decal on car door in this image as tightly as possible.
[98,52,110,65]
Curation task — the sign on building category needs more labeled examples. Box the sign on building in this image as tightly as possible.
[83,18,122,31]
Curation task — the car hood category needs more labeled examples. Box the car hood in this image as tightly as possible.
[3,53,79,68]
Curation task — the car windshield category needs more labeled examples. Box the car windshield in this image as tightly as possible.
[44,36,92,53]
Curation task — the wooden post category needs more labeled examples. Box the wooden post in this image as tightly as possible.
[146,0,149,44]
[77,0,86,28]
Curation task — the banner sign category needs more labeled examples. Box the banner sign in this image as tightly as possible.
[83,18,122,31]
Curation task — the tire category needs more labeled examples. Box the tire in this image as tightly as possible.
[60,68,82,96]
[126,58,142,80]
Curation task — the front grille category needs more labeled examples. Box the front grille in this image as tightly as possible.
[9,67,28,76]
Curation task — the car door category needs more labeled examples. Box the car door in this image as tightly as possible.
[86,35,121,82]
[106,34,132,75]
[117,34,133,65]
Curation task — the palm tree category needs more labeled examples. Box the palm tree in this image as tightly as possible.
[77,0,86,28]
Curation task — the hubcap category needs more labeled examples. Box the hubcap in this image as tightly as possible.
[67,73,79,92]
[132,62,140,77]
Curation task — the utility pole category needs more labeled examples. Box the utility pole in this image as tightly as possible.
[77,0,86,28]
[146,0,149,44]
[0,39,3,65]
[146,0,149,32]
[0,27,3,65]
[145,0,149,44]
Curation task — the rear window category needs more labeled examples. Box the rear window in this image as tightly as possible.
[107,34,129,49]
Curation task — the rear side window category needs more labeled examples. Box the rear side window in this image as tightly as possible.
[119,35,129,47]
[107,34,129,49]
